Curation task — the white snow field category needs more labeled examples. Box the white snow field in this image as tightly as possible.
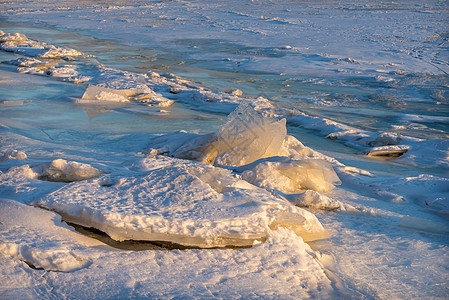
[1,0,448,299]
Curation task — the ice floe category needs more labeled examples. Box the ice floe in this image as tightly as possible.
[34,155,329,247]
[236,157,341,193]
[78,84,174,107]
[38,159,104,183]
[0,150,28,161]
[0,31,85,59]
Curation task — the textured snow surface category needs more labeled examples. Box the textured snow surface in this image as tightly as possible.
[36,155,329,247]
[237,157,341,193]
[0,199,334,298]
[0,199,98,272]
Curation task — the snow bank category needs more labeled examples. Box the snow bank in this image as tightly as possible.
[35,156,329,247]
[0,208,334,298]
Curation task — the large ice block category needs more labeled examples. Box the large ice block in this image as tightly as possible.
[35,156,329,248]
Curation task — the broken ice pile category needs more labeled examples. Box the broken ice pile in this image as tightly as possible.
[77,85,174,107]
[28,105,341,249]
[150,103,341,193]
[0,31,85,59]
[35,156,331,248]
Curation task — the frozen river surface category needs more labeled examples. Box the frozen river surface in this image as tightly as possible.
[0,0,448,299]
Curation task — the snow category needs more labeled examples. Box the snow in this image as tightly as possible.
[237,157,340,194]
[0,31,85,59]
[0,199,95,272]
[0,0,448,298]
[35,156,329,247]
[38,159,104,182]
[1,150,28,161]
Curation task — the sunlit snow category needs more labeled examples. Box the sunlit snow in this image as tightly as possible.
[0,0,448,298]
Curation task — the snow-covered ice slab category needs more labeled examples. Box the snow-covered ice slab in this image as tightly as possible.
[236,157,341,193]
[150,104,342,194]
[0,31,85,59]
[0,198,103,272]
[35,156,329,248]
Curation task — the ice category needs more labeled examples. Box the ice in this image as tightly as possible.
[211,103,286,166]
[367,145,409,157]
[78,85,175,107]
[0,199,97,272]
[0,31,85,59]
[237,157,341,194]
[286,190,361,212]
[149,105,341,193]
[38,159,104,182]
[151,103,287,166]
[0,150,27,161]
[35,156,329,247]
[400,216,449,234]
[1,1,449,298]
[81,85,131,102]
[0,223,334,298]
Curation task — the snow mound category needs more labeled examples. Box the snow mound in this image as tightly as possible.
[2,164,38,180]
[0,149,27,161]
[236,157,341,193]
[35,156,329,247]
[0,199,94,272]
[39,159,104,182]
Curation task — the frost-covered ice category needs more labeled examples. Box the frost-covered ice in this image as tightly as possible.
[0,31,85,59]
[0,198,335,298]
[0,199,96,272]
[36,155,329,247]
[1,0,449,298]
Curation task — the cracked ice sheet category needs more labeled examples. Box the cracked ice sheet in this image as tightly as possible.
[0,198,334,299]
